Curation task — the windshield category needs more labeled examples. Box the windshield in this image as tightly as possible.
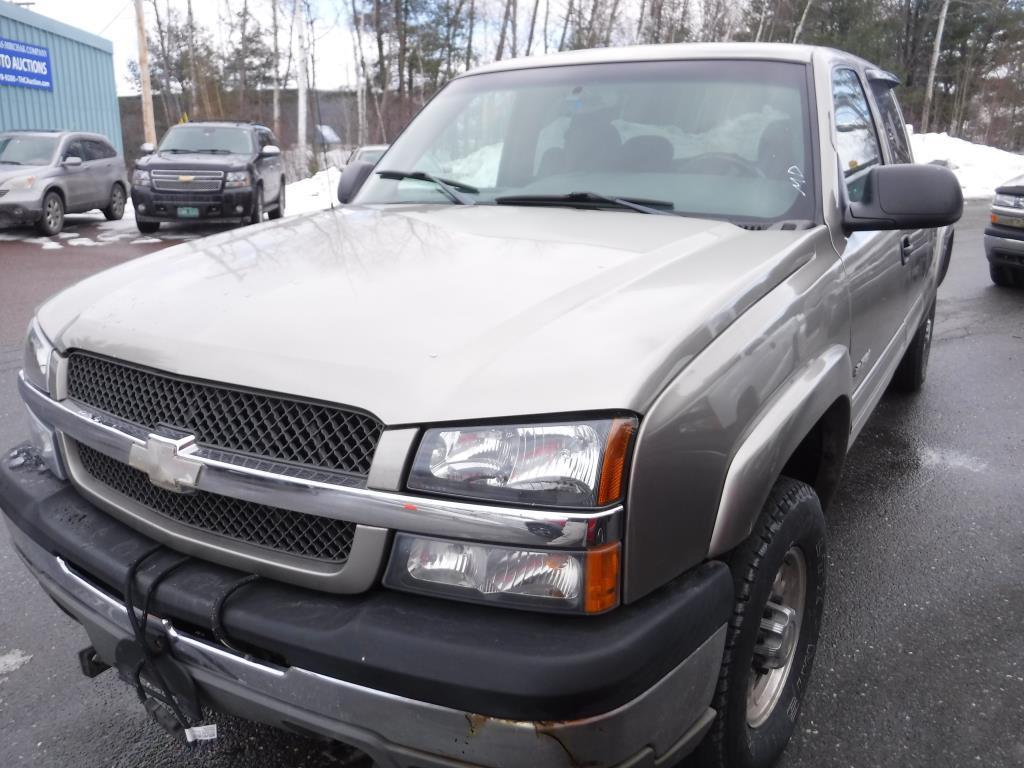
[356,60,816,224]
[159,125,253,154]
[0,134,58,166]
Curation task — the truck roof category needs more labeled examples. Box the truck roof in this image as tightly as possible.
[463,42,868,77]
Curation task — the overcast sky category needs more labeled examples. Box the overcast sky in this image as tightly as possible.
[25,0,357,95]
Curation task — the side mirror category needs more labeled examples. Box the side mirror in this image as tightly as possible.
[338,160,375,204]
[260,145,281,158]
[62,156,83,167]
[140,142,155,154]
[844,164,963,233]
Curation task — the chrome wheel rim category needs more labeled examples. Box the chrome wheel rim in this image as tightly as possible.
[44,196,62,232]
[747,547,806,728]
[111,187,125,216]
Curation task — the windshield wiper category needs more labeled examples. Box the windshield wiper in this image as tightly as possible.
[0,160,25,165]
[376,170,477,205]
[494,191,677,216]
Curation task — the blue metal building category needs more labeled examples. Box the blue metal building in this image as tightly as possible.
[0,2,122,152]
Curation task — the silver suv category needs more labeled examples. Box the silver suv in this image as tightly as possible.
[4,44,962,768]
[0,130,129,235]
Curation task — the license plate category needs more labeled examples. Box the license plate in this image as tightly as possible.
[177,206,200,218]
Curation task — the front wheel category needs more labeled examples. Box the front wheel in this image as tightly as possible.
[891,301,935,393]
[36,191,64,236]
[990,264,1019,288]
[103,184,126,221]
[268,179,285,220]
[136,220,160,234]
[249,186,264,225]
[695,478,825,768]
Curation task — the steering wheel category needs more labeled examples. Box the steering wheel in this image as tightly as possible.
[676,153,766,178]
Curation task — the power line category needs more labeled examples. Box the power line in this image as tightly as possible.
[97,0,133,36]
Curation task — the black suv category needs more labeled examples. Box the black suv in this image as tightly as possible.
[131,122,285,233]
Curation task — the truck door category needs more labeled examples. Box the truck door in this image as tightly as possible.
[831,68,906,393]
[869,80,934,329]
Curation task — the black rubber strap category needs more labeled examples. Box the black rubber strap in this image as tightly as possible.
[209,573,261,653]
[123,545,193,730]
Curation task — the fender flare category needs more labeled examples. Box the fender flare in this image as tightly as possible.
[707,345,852,557]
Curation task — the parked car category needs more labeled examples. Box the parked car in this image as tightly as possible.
[347,143,389,165]
[0,130,128,235]
[131,121,285,233]
[985,175,1024,287]
[5,44,961,768]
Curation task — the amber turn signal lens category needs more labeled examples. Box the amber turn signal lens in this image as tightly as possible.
[585,543,620,613]
[597,418,636,506]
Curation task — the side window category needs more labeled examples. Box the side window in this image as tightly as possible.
[258,130,272,149]
[63,139,85,161]
[870,85,913,164]
[832,69,882,202]
[83,140,107,161]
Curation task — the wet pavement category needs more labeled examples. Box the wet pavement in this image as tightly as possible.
[0,202,1021,767]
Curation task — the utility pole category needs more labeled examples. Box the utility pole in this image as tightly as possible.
[297,0,309,167]
[186,0,199,119]
[134,0,157,145]
[272,0,281,139]
[921,0,951,134]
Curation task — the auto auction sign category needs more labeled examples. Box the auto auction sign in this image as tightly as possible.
[0,37,53,91]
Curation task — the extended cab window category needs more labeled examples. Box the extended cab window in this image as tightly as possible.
[358,60,817,225]
[832,69,881,202]
[871,85,913,164]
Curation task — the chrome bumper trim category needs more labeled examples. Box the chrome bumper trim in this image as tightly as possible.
[19,373,622,550]
[10,523,722,768]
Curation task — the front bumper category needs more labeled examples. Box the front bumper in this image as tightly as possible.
[1,445,731,768]
[0,190,43,224]
[985,224,1024,269]
[131,185,254,223]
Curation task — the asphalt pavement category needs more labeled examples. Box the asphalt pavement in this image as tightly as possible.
[0,202,1021,768]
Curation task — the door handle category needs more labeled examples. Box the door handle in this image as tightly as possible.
[900,235,912,266]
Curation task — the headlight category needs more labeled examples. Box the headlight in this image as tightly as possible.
[2,174,37,190]
[994,193,1023,209]
[407,417,636,507]
[132,169,151,187]
[384,533,620,613]
[22,319,53,393]
[225,171,251,188]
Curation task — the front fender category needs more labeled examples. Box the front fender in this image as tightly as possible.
[707,346,851,557]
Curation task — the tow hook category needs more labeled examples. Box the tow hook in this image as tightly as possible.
[77,646,111,678]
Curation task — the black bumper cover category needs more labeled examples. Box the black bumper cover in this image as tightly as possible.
[131,186,254,221]
[0,445,732,721]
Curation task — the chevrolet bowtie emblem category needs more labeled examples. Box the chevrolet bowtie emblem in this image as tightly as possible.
[178,175,195,182]
[128,434,202,493]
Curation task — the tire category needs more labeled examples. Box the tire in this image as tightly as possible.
[35,190,64,236]
[695,478,825,768]
[249,185,264,225]
[937,230,954,286]
[990,264,1018,288]
[268,179,285,220]
[136,220,160,234]
[891,300,935,393]
[103,184,126,221]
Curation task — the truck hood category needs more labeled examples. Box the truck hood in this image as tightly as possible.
[38,205,816,425]
[137,152,252,170]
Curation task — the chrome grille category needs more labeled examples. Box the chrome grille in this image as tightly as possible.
[151,169,224,193]
[77,442,356,563]
[66,352,383,476]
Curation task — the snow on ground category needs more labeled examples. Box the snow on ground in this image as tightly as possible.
[910,131,1024,199]
[284,166,342,215]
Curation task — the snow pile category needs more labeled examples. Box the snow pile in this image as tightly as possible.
[911,132,1024,199]
[284,166,343,215]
